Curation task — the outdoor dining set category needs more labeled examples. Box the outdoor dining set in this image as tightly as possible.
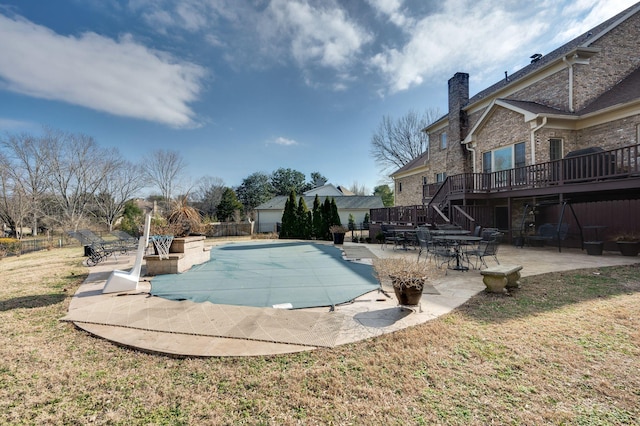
[381,224,503,271]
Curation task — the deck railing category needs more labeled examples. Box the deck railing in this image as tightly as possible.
[373,144,640,225]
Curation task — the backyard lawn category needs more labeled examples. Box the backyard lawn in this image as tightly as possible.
[1,247,639,424]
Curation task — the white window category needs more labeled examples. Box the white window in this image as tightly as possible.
[440,132,447,149]
[436,172,447,183]
[549,138,563,161]
[482,142,526,172]
[482,142,526,186]
[422,176,428,185]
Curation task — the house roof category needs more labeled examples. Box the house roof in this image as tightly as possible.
[463,67,640,143]
[390,150,429,177]
[255,195,384,211]
[467,3,640,107]
[424,2,640,133]
[578,65,640,115]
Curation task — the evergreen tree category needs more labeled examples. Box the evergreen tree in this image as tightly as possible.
[348,213,355,231]
[280,191,297,239]
[119,200,143,236]
[312,195,322,239]
[321,197,332,240]
[330,198,341,227]
[296,196,311,240]
[216,188,243,222]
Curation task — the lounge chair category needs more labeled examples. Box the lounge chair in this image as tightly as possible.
[102,214,151,294]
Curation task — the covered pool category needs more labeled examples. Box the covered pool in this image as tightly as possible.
[150,241,380,309]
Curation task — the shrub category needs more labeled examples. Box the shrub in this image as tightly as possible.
[0,237,21,256]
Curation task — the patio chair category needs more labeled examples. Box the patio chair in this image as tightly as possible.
[480,228,499,241]
[432,240,457,269]
[381,225,406,250]
[465,233,501,269]
[416,228,435,262]
[103,214,151,294]
[110,230,140,253]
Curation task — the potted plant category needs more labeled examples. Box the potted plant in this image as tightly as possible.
[612,233,640,256]
[373,257,443,306]
[584,241,604,255]
[329,225,348,245]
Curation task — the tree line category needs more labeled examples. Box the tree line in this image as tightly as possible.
[0,127,394,238]
[279,193,342,240]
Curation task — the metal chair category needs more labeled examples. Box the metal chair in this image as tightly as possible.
[465,233,502,269]
[416,228,435,262]
[381,225,406,250]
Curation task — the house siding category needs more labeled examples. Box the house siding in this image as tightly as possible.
[577,116,640,149]
[394,173,424,206]
[574,11,640,111]
[509,69,569,110]
[474,108,531,170]
[385,3,640,241]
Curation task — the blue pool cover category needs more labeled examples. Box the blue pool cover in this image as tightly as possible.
[150,241,380,309]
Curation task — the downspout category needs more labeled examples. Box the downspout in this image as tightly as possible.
[465,141,477,173]
[530,116,547,164]
[562,56,575,112]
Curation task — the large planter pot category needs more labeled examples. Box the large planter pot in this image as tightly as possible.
[391,277,424,306]
[332,232,345,245]
[617,241,640,256]
[584,241,604,256]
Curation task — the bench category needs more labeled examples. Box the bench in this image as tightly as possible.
[480,264,523,293]
[528,223,568,246]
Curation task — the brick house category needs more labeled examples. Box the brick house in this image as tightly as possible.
[374,2,640,249]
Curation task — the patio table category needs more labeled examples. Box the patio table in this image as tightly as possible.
[429,229,472,236]
[432,235,482,271]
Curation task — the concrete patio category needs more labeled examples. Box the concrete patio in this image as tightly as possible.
[63,241,640,357]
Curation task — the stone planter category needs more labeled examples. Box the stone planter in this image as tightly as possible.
[616,241,640,256]
[584,241,604,256]
[144,235,211,275]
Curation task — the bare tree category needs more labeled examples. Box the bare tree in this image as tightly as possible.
[193,175,226,219]
[0,152,30,237]
[142,149,187,208]
[370,108,441,175]
[348,181,370,196]
[41,128,121,231]
[91,160,146,231]
[1,132,48,236]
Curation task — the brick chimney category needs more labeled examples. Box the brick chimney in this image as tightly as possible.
[448,72,469,143]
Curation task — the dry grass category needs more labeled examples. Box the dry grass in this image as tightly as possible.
[1,248,639,425]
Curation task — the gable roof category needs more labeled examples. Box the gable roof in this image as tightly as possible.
[303,184,344,197]
[578,65,640,115]
[424,2,640,134]
[467,3,640,108]
[390,150,430,177]
[255,195,384,211]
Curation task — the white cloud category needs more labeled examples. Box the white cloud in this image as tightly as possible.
[0,13,206,127]
[265,0,372,70]
[271,136,298,146]
[366,0,413,27]
[369,0,638,94]
[371,0,550,92]
[0,117,35,131]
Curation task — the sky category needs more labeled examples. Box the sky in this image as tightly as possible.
[0,0,637,195]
